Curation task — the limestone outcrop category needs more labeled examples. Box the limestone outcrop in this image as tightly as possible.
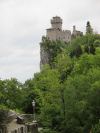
[4,110,23,124]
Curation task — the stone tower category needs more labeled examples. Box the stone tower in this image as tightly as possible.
[39,16,83,72]
[51,15,62,30]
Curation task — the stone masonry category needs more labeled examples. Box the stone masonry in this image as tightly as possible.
[39,15,83,71]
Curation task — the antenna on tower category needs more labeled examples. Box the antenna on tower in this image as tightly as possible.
[52,9,53,17]
[57,6,59,16]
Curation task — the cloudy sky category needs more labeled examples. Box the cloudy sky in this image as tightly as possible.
[0,0,100,85]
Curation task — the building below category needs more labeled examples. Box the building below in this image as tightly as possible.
[39,15,83,71]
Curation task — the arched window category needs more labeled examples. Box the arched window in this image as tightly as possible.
[48,37,49,39]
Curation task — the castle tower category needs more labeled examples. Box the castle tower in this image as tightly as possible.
[39,16,83,72]
[73,25,76,35]
[50,15,63,30]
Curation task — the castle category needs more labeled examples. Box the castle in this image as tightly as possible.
[39,15,83,71]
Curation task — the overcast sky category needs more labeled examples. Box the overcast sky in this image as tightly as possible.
[0,0,100,85]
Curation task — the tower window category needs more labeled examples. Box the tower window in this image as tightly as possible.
[48,37,49,39]
[68,37,69,39]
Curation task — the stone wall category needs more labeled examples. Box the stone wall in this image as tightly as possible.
[0,114,39,133]
[0,123,38,133]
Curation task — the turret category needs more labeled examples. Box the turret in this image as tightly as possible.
[73,25,76,35]
[50,15,63,30]
[73,25,76,31]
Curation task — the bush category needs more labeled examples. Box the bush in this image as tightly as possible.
[90,119,100,133]
[12,108,25,114]
[38,128,60,133]
[84,45,89,54]
[0,104,10,129]
[93,40,100,48]
[90,42,96,55]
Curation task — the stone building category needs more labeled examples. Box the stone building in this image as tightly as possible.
[39,15,83,71]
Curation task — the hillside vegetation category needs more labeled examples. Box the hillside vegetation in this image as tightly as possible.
[1,22,100,133]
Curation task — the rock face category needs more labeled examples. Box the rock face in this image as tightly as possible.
[4,110,23,124]
[8,110,21,118]
[17,116,24,124]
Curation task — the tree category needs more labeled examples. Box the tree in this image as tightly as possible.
[90,40,96,55]
[40,36,67,70]
[3,78,24,110]
[90,119,100,133]
[34,50,78,132]
[84,45,89,54]
[0,93,5,105]
[69,45,82,58]
[0,104,10,129]
[34,53,100,133]
[75,45,83,58]
[20,78,40,114]
[0,78,8,105]
[93,40,100,48]
[69,48,76,58]
[86,21,93,34]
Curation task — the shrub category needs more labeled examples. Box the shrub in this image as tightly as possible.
[93,40,100,48]
[84,45,89,54]
[12,108,25,114]
[90,119,100,133]
[0,104,10,129]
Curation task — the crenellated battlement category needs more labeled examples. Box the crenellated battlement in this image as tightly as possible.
[39,15,83,71]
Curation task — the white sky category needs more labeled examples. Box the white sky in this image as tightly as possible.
[0,0,100,85]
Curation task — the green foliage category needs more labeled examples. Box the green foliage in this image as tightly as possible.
[93,40,100,48]
[40,36,68,69]
[2,78,24,110]
[81,33,91,46]
[63,68,100,133]
[38,128,60,133]
[0,104,10,129]
[33,67,64,131]
[90,40,96,55]
[70,52,100,77]
[90,119,100,133]
[84,45,89,54]
[52,50,74,84]
[69,45,82,58]
[0,92,5,105]
[71,35,82,48]
[86,21,93,34]
[95,47,100,55]
[0,78,8,105]
[92,33,100,42]
[36,41,100,132]
[87,79,100,122]
[19,78,40,114]
[12,108,25,114]
[1,27,100,133]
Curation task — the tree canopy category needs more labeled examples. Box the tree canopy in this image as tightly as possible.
[1,27,100,133]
